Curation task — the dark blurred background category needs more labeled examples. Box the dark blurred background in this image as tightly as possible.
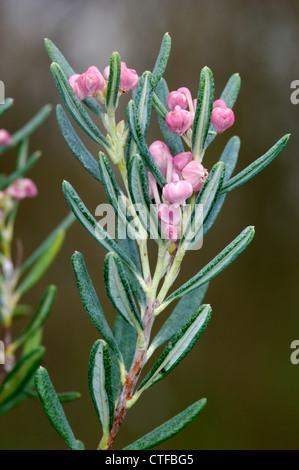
[0,0,298,450]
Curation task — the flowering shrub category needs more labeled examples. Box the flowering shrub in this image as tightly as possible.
[35,33,289,450]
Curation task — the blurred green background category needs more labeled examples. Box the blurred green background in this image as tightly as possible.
[0,0,298,450]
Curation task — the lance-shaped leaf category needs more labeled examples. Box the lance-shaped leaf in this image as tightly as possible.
[0,151,41,191]
[124,398,207,450]
[151,33,172,89]
[163,226,255,307]
[154,79,184,156]
[16,138,29,169]
[104,252,143,335]
[0,97,14,117]
[71,251,123,363]
[0,105,52,156]
[0,347,45,405]
[221,134,290,193]
[204,136,241,235]
[88,340,114,448]
[128,154,160,241]
[20,212,75,274]
[56,105,102,182]
[127,100,167,188]
[8,286,56,355]
[50,63,108,147]
[149,283,209,355]
[137,305,211,393]
[192,67,215,162]
[62,180,142,280]
[205,73,241,149]
[45,38,104,119]
[35,367,79,450]
[106,52,121,112]
[135,71,154,137]
[16,230,65,298]
[183,162,225,248]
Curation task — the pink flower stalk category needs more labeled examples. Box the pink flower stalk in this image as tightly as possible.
[5,178,38,201]
[173,151,193,171]
[213,99,227,109]
[158,203,181,226]
[148,172,159,201]
[0,129,12,146]
[149,141,174,181]
[211,106,235,134]
[77,66,105,98]
[163,224,179,243]
[162,173,193,206]
[166,106,193,136]
[182,161,209,192]
[167,91,188,111]
[69,74,86,101]
[104,61,138,93]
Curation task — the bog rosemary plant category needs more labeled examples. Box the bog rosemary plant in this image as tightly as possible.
[35,33,289,450]
[0,100,77,415]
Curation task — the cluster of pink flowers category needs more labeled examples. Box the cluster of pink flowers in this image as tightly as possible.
[0,129,12,146]
[165,87,235,136]
[5,178,38,201]
[148,140,208,243]
[69,62,138,101]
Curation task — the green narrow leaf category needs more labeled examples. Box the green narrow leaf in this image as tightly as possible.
[63,180,142,278]
[16,139,29,170]
[35,367,79,450]
[16,231,65,297]
[149,283,209,354]
[88,340,115,443]
[205,73,241,149]
[0,347,45,405]
[204,136,241,235]
[8,286,56,354]
[26,389,81,403]
[124,398,207,450]
[128,154,160,242]
[151,33,172,89]
[154,79,184,156]
[44,38,104,119]
[221,134,290,193]
[0,98,14,117]
[106,52,121,112]
[71,251,123,362]
[135,71,154,137]
[137,305,212,393]
[56,105,102,182]
[165,226,255,306]
[192,67,215,162]
[20,212,75,274]
[50,63,108,147]
[127,100,167,188]
[98,152,126,217]
[0,105,52,156]
[21,329,43,358]
[104,252,143,335]
[0,151,42,191]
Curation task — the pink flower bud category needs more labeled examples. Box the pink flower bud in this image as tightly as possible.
[162,174,193,206]
[173,152,193,171]
[177,87,194,114]
[167,91,188,111]
[0,129,12,146]
[211,107,235,134]
[104,62,138,93]
[163,224,179,243]
[213,99,227,109]
[182,161,209,192]
[158,203,181,226]
[68,74,86,101]
[5,178,38,200]
[166,106,193,136]
[149,141,173,180]
[77,66,105,97]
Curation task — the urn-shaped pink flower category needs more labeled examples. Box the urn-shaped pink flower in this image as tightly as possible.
[69,74,87,101]
[0,129,12,146]
[182,161,209,192]
[149,141,174,180]
[162,174,193,205]
[77,66,105,97]
[163,224,179,243]
[173,152,193,171]
[104,61,138,93]
[211,106,235,134]
[166,106,193,136]
[158,203,181,226]
[167,91,188,111]
[5,178,38,200]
